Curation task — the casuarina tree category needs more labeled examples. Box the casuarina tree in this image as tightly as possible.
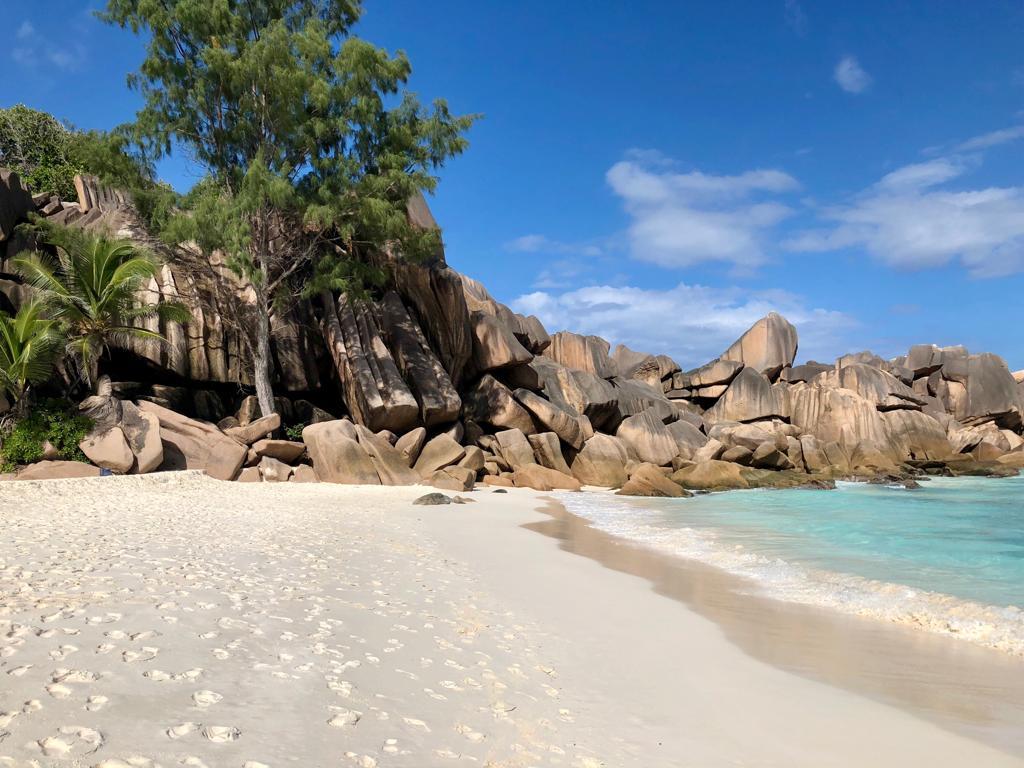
[101,0,477,417]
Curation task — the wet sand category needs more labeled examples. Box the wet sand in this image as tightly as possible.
[0,473,1021,767]
[524,498,1024,757]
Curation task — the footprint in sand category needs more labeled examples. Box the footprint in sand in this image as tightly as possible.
[52,668,100,684]
[455,723,485,743]
[45,683,73,700]
[49,644,79,660]
[29,725,104,758]
[201,725,240,743]
[327,708,361,728]
[191,690,223,708]
[86,695,109,712]
[166,722,201,740]
[7,664,32,676]
[123,647,160,663]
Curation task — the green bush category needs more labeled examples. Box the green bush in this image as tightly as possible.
[0,399,93,471]
[284,423,306,442]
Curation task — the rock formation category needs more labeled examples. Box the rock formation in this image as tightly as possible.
[1,170,1022,489]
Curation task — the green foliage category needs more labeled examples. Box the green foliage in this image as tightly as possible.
[0,104,180,231]
[101,0,478,413]
[284,422,305,441]
[0,299,64,409]
[0,105,85,199]
[0,399,93,471]
[14,219,190,384]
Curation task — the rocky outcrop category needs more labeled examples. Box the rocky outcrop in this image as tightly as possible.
[570,433,629,487]
[719,312,798,380]
[705,367,789,424]
[79,427,133,474]
[615,410,678,466]
[321,293,420,434]
[137,401,246,480]
[301,420,380,484]
[544,331,616,378]
[3,170,1022,487]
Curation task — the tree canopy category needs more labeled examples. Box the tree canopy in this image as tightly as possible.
[102,0,478,416]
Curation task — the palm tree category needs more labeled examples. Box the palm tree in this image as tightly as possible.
[0,298,64,415]
[13,222,190,386]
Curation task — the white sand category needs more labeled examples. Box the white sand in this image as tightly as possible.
[0,473,1020,767]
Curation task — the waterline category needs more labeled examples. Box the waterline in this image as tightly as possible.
[558,476,1024,655]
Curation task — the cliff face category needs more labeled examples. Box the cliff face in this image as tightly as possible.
[1,169,1022,487]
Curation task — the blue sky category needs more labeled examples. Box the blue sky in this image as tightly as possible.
[3,1,1024,369]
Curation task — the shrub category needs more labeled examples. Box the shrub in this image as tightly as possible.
[284,423,306,442]
[0,399,93,471]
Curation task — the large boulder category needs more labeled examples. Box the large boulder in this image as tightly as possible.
[463,374,536,434]
[79,427,134,474]
[820,364,924,411]
[224,413,281,445]
[615,409,678,466]
[528,431,573,475]
[430,465,476,491]
[0,169,34,242]
[120,402,164,474]
[16,460,103,481]
[544,331,616,378]
[570,433,629,488]
[687,359,744,389]
[671,460,749,491]
[512,463,582,491]
[513,388,584,449]
[301,420,380,484]
[137,401,247,480]
[666,419,708,460]
[610,377,676,423]
[719,312,798,380]
[355,425,420,485]
[470,312,533,372]
[788,381,896,461]
[377,291,462,426]
[881,410,952,460]
[960,353,1022,429]
[705,367,789,424]
[413,434,466,478]
[258,456,293,482]
[493,428,536,471]
[250,439,306,464]
[395,427,427,466]
[532,358,621,432]
[618,463,688,497]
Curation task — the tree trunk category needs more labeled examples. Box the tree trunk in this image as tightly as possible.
[253,294,276,417]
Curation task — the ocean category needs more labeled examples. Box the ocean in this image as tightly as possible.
[558,475,1024,654]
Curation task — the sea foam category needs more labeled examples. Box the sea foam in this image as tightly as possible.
[557,486,1024,657]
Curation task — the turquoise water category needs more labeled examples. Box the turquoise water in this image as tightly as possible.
[560,476,1024,651]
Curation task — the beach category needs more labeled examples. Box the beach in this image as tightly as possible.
[1,473,1022,767]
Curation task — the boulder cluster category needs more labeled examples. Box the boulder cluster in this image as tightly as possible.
[2,170,1023,493]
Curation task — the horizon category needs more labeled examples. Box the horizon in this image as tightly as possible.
[2,0,1023,369]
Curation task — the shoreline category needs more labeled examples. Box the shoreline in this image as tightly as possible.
[559,479,1024,658]
[0,473,1021,766]
[518,494,1024,758]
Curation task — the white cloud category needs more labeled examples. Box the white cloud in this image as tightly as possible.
[16,21,35,40]
[785,154,1024,277]
[605,155,799,269]
[955,125,1024,152]
[511,283,853,368]
[834,55,871,94]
